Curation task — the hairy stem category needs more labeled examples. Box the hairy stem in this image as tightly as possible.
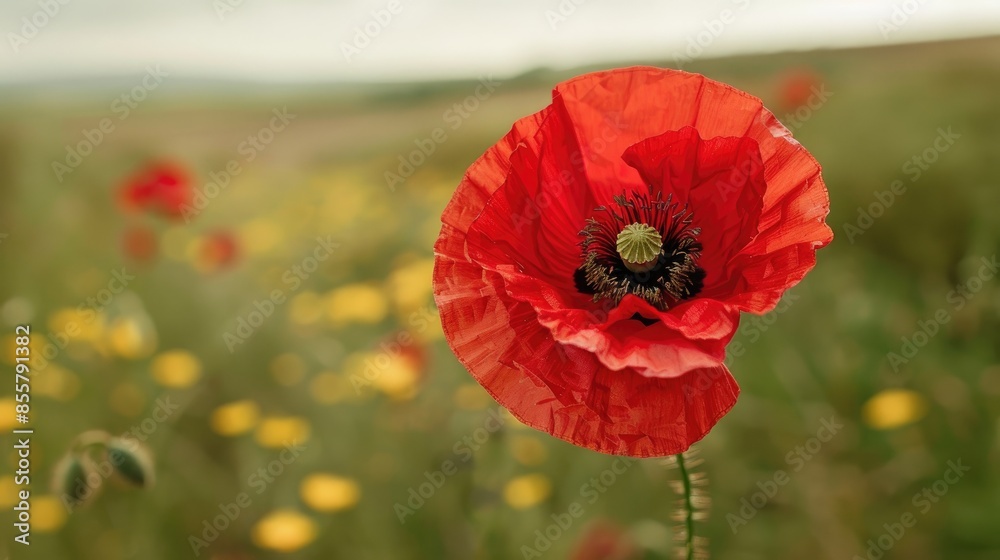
[675,452,695,560]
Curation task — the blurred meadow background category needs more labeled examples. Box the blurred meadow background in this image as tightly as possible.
[1,2,1000,559]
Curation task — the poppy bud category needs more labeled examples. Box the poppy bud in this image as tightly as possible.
[53,453,99,511]
[105,437,155,488]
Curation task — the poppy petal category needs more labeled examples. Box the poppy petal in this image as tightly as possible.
[554,67,831,312]
[464,123,741,378]
[435,230,740,457]
[621,126,767,290]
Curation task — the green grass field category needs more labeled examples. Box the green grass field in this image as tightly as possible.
[0,36,998,560]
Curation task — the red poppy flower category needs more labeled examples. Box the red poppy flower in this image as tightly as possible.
[119,162,192,219]
[433,67,831,457]
[776,67,822,112]
[197,230,240,272]
[569,519,638,560]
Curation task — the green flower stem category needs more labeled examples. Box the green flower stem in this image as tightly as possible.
[676,452,695,560]
[71,429,111,454]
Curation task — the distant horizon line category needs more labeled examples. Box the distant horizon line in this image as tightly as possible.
[1,32,997,90]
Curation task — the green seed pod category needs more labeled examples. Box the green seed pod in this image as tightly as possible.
[53,453,99,512]
[105,438,155,488]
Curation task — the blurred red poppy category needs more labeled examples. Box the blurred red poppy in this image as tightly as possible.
[394,333,429,378]
[433,67,831,457]
[569,520,638,560]
[776,67,822,112]
[198,230,239,272]
[121,224,158,262]
[119,162,192,219]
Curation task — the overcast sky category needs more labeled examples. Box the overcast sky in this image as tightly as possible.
[2,0,999,83]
